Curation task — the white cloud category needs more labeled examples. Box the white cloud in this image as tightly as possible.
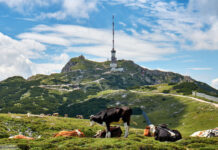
[0,55,33,80]
[188,0,218,18]
[154,1,218,51]
[0,32,45,59]
[0,0,58,13]
[211,78,218,89]
[62,0,98,18]
[0,0,98,19]
[0,32,42,80]
[38,0,98,20]
[18,33,71,46]
[0,32,67,81]
[179,21,218,51]
[156,68,170,72]
[18,24,176,62]
[30,63,64,75]
[110,0,218,51]
[119,22,126,27]
[109,0,148,8]
[52,53,70,63]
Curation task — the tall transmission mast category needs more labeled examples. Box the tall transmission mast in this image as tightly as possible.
[112,15,115,50]
[110,16,123,72]
[111,15,117,63]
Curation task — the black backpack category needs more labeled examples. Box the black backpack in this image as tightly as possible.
[154,125,182,142]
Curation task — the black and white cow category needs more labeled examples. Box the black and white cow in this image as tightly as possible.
[90,107,132,138]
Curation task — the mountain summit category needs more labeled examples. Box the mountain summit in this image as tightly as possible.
[61,55,194,85]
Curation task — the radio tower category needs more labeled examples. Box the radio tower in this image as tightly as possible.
[110,15,117,71]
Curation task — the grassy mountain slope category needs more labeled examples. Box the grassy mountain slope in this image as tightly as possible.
[58,90,218,136]
[1,78,217,134]
[0,113,217,150]
[0,56,217,133]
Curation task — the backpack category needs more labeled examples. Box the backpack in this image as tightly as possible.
[154,125,182,142]
[144,127,151,136]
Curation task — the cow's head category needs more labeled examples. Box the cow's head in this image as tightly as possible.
[149,124,156,136]
[90,115,96,127]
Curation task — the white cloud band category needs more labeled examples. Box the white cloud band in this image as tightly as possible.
[211,78,218,90]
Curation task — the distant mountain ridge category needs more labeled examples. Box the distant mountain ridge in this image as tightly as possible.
[59,56,217,95]
[61,55,194,85]
[0,55,217,116]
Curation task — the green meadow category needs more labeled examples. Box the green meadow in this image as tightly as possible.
[0,92,217,150]
[0,114,217,150]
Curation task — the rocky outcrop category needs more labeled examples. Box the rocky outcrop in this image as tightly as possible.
[61,55,85,73]
[61,60,78,73]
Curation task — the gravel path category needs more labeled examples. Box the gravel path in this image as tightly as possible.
[130,90,218,108]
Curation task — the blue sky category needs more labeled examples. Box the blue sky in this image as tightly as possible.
[0,0,218,89]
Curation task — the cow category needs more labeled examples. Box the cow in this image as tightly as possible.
[90,106,132,138]
[94,126,122,138]
[9,135,34,140]
[52,113,59,117]
[154,124,182,142]
[76,115,84,119]
[190,128,218,138]
[27,113,44,118]
[53,130,85,137]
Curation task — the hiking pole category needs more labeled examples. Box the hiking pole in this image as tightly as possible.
[142,110,151,125]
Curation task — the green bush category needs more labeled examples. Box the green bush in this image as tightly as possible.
[168,83,176,85]
[173,82,198,95]
[0,131,9,138]
[162,90,170,93]
[17,143,30,150]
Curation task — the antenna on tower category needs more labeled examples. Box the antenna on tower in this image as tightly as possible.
[112,15,115,50]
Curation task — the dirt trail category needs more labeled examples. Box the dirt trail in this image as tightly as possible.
[130,90,218,108]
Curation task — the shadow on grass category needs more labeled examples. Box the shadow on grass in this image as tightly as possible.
[131,95,187,129]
